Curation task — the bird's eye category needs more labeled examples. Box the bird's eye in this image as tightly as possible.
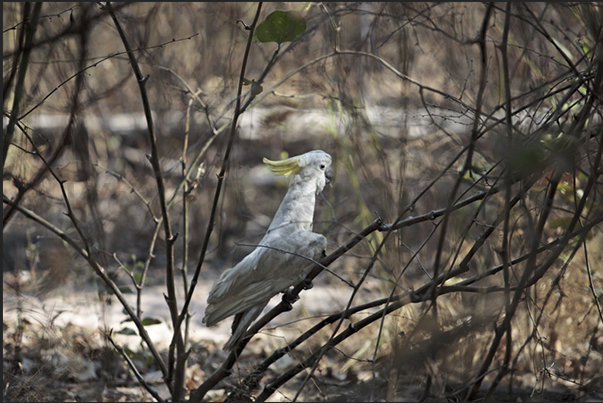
[320,164,325,170]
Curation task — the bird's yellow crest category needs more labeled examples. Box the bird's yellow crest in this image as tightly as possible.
[263,156,303,177]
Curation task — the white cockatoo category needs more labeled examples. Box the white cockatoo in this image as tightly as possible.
[203,150,333,350]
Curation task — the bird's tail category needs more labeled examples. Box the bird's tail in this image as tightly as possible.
[222,303,267,351]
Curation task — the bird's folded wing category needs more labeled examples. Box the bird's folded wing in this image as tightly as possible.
[204,274,298,326]
[203,231,326,326]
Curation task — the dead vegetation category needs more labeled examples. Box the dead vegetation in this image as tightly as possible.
[3,2,603,402]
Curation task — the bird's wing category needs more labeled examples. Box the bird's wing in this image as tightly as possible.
[206,248,263,304]
[203,230,326,326]
[222,303,266,351]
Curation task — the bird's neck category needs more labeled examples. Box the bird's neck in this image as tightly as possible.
[267,177,317,234]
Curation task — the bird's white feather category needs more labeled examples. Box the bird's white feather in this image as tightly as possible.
[267,150,332,234]
[202,150,332,350]
[203,230,326,326]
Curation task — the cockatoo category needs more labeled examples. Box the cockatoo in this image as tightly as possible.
[203,150,333,350]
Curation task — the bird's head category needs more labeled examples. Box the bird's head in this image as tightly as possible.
[263,150,333,194]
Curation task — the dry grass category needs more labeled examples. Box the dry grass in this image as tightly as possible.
[4,2,603,401]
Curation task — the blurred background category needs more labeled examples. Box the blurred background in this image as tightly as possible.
[3,2,602,402]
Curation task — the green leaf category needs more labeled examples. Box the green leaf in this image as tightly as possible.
[255,10,306,45]
[133,272,144,284]
[251,82,263,96]
[141,317,162,326]
[115,327,137,336]
[242,78,263,95]
[120,306,136,322]
[119,285,134,294]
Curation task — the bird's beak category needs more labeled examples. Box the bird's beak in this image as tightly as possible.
[325,168,333,184]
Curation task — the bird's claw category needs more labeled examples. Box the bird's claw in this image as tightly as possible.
[300,278,313,290]
[283,288,300,307]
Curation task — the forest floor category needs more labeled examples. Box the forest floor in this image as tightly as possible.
[4,268,389,402]
[4,267,601,402]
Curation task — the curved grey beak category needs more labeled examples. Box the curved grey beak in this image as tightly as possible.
[325,167,333,183]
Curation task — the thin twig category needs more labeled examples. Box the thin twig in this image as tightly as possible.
[104,2,183,398]
[97,163,159,222]
[3,2,42,165]
[17,32,200,121]
[187,5,264,400]
[107,331,166,403]
[483,4,516,398]
[254,217,601,402]
[191,217,383,401]
[235,243,355,287]
[2,195,169,377]
[292,214,399,401]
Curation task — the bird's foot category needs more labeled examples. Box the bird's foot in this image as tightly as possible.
[300,278,313,290]
[282,288,300,308]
